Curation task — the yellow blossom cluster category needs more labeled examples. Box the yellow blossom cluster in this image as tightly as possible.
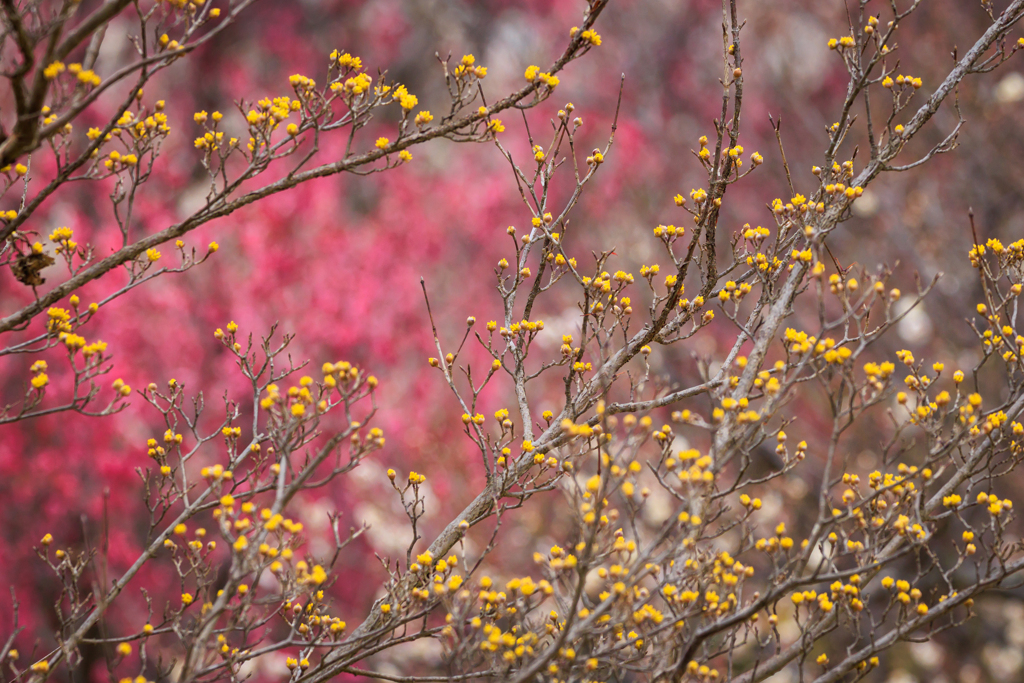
[524,65,559,89]
[453,54,487,79]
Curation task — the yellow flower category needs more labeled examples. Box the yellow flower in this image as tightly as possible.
[43,62,66,79]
